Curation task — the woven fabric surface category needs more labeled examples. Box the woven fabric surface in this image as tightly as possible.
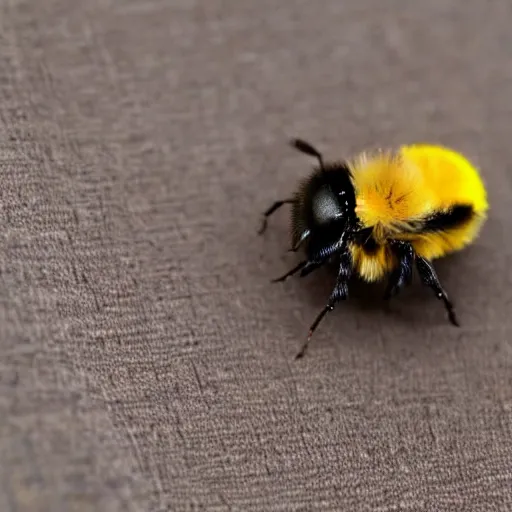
[1,1,512,510]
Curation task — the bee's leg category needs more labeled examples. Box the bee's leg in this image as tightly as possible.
[295,246,353,359]
[272,235,345,283]
[271,259,324,283]
[416,256,460,327]
[288,230,310,252]
[258,199,296,235]
[384,241,415,299]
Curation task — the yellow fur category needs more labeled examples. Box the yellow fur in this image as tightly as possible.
[348,144,489,282]
[350,244,397,282]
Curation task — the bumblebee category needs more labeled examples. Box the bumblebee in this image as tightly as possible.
[259,139,489,359]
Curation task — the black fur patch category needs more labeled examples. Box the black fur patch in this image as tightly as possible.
[422,204,475,233]
[350,226,380,255]
[361,234,379,255]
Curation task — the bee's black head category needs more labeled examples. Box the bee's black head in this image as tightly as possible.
[290,139,358,259]
[309,163,357,227]
[291,137,356,221]
[298,164,357,251]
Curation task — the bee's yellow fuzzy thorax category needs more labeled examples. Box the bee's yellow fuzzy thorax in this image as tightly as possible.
[350,150,434,240]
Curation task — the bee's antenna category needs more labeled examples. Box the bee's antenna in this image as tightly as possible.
[290,138,325,171]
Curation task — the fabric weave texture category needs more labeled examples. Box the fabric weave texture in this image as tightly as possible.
[1,1,511,511]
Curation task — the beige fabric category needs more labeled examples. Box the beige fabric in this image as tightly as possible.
[1,0,511,510]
